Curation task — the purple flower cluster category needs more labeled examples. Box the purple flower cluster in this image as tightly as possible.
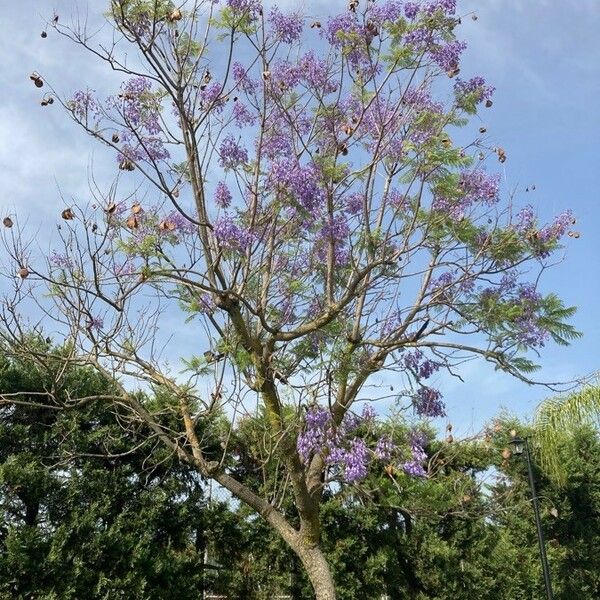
[413,386,446,418]
[375,435,396,461]
[232,101,256,127]
[299,51,338,94]
[70,90,99,120]
[368,1,405,27]
[454,76,495,104]
[232,62,258,94]
[296,405,377,483]
[268,7,303,43]
[226,0,261,18]
[458,169,501,204]
[430,40,467,72]
[218,136,248,169]
[50,251,74,270]
[403,349,440,380]
[214,214,253,252]
[402,429,428,477]
[214,181,232,208]
[269,159,325,216]
[201,82,226,113]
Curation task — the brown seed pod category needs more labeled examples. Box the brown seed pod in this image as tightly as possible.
[203,69,211,84]
[159,220,176,231]
[447,67,460,78]
[348,0,359,13]
[119,159,135,171]
[446,434,454,443]
[310,21,321,28]
[112,133,120,143]
[343,124,353,136]
[3,217,13,228]
[338,143,348,156]
[41,100,49,107]
[472,14,478,20]
[478,151,485,160]
[479,126,487,134]
[47,96,54,104]
[567,231,580,238]
[61,208,74,220]
[126,215,139,229]
[131,203,142,214]
[18,267,29,279]
[485,99,493,108]
[106,202,117,214]
[34,78,44,88]
[91,223,98,233]
[502,447,512,460]
[168,8,182,21]
[262,70,271,80]
[41,31,47,38]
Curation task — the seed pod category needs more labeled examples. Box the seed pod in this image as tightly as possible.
[447,67,460,78]
[446,434,454,443]
[479,126,487,133]
[338,143,348,156]
[510,429,517,437]
[262,70,271,80]
[34,78,44,88]
[502,447,512,460]
[41,100,49,107]
[343,124,353,136]
[203,69,211,84]
[112,133,120,143]
[126,215,138,229]
[41,31,47,38]
[106,202,117,214]
[169,8,182,21]
[18,267,29,279]
[119,159,135,171]
[131,203,142,214]
[567,231,580,238]
[91,223,98,233]
[159,220,176,231]
[472,14,478,20]
[47,96,54,104]
[3,216,13,228]
[61,208,74,220]
[478,151,485,160]
[310,21,321,28]
[485,99,493,108]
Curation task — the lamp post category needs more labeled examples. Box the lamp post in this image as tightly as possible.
[508,436,554,600]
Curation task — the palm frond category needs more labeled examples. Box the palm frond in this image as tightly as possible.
[533,383,600,485]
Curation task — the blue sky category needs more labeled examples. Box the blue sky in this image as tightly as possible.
[1,0,599,435]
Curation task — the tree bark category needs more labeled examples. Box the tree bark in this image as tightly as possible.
[295,542,337,600]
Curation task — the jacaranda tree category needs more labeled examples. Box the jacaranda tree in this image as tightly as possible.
[0,1,581,597]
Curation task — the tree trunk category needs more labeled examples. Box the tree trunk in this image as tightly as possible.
[295,542,337,600]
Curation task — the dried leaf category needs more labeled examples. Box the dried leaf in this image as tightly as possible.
[3,217,13,228]
[61,208,74,220]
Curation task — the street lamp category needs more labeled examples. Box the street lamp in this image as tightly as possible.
[508,436,554,600]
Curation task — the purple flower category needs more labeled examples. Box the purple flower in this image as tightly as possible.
[232,62,258,94]
[404,2,420,19]
[299,51,337,94]
[403,350,440,380]
[402,429,428,477]
[413,386,446,418]
[375,435,395,461]
[218,136,248,169]
[70,90,99,120]
[227,0,261,17]
[454,76,495,105]
[268,7,303,44]
[50,251,74,269]
[297,406,331,463]
[345,192,363,215]
[370,1,404,25]
[214,181,232,208]
[201,82,226,113]
[232,101,256,127]
[214,215,253,252]
[343,438,369,482]
[430,40,467,72]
